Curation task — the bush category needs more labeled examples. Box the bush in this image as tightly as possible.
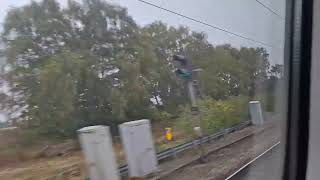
[252,93,275,113]
[175,96,249,135]
[19,130,40,146]
[150,110,174,124]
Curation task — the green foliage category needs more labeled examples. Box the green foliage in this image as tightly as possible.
[156,111,174,122]
[19,129,42,146]
[176,97,249,135]
[0,0,280,139]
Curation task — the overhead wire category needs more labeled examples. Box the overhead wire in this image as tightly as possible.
[254,0,284,20]
[136,0,279,49]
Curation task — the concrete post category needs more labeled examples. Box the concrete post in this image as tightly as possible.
[119,119,158,178]
[187,81,198,108]
[249,101,264,125]
[78,126,120,180]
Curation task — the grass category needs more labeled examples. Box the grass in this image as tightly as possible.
[156,136,192,153]
[0,108,249,179]
[0,152,86,180]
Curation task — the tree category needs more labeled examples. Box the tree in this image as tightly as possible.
[1,0,140,136]
[0,0,273,138]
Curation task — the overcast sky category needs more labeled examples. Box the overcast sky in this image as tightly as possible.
[0,0,286,64]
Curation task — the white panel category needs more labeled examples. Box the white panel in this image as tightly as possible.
[78,126,120,180]
[249,101,264,125]
[120,119,158,177]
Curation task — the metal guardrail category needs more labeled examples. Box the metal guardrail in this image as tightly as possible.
[119,121,251,175]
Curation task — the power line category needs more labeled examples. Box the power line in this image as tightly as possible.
[137,0,277,48]
[254,0,284,20]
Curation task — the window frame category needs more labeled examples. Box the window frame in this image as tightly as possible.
[282,0,313,179]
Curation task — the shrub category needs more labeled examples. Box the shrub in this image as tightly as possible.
[175,96,249,135]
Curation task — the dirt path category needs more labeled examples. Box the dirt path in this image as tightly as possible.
[0,127,178,179]
[0,152,86,180]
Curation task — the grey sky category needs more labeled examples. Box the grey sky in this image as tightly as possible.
[0,0,285,64]
[112,0,286,65]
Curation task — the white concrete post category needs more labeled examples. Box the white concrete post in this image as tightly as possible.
[249,101,264,125]
[119,119,158,178]
[78,126,120,180]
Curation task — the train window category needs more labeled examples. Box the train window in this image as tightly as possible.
[0,0,311,180]
[307,1,320,179]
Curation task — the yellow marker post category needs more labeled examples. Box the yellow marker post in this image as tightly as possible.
[165,128,173,141]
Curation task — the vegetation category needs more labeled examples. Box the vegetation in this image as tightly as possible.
[176,96,249,135]
[0,0,282,140]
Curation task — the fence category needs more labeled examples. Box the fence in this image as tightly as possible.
[119,121,251,175]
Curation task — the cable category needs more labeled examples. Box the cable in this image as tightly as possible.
[254,0,284,20]
[137,0,277,48]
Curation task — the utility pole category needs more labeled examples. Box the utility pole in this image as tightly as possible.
[173,55,206,163]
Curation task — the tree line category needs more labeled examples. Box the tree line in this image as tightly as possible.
[0,0,282,137]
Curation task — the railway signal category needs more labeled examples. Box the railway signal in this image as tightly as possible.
[173,55,192,79]
[173,54,206,162]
